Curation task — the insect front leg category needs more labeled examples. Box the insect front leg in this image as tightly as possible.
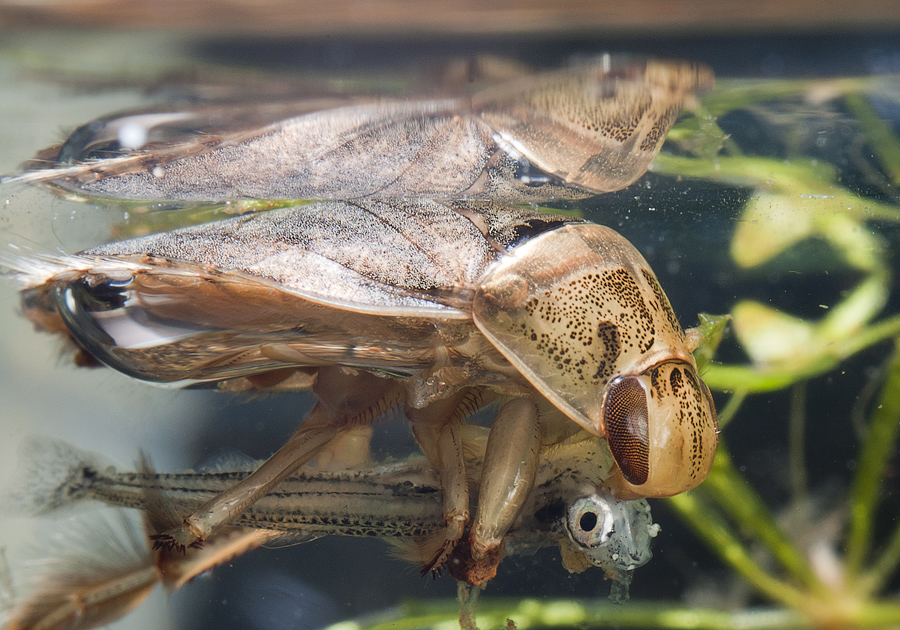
[152,367,403,552]
[406,388,484,574]
[455,396,541,586]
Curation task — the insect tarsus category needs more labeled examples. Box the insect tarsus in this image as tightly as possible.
[149,533,203,555]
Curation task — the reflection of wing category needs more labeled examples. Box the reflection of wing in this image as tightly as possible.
[14,58,711,202]
[18,200,567,384]
[53,101,355,163]
[16,100,497,202]
[474,58,714,192]
[18,98,357,178]
[77,100,498,201]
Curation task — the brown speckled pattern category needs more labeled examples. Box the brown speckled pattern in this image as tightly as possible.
[641,268,684,342]
[513,268,658,391]
[649,363,712,484]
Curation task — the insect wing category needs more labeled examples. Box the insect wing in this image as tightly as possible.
[473,58,713,192]
[23,200,511,384]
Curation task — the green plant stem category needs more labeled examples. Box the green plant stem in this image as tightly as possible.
[695,448,828,597]
[652,153,900,223]
[327,598,900,630]
[330,600,810,630]
[653,154,837,192]
[697,76,893,118]
[843,92,900,186]
[458,582,481,630]
[690,313,731,373]
[788,383,808,503]
[845,339,900,578]
[858,515,900,597]
[852,603,900,628]
[702,313,900,393]
[715,390,747,428]
[665,491,809,610]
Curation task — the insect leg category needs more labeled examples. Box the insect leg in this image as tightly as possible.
[151,403,338,552]
[309,423,374,471]
[465,396,541,585]
[152,367,402,552]
[406,389,479,574]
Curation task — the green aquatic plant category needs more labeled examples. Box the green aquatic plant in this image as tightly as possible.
[322,77,900,630]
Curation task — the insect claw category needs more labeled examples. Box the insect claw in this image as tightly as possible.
[149,531,201,555]
[420,564,443,580]
[419,562,440,577]
[419,537,459,577]
[149,533,186,554]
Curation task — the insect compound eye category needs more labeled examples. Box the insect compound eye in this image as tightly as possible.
[567,495,616,549]
[602,375,650,486]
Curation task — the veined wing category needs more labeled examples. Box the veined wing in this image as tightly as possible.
[15,200,569,384]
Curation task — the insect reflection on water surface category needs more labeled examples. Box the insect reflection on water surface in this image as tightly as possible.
[1,54,717,629]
